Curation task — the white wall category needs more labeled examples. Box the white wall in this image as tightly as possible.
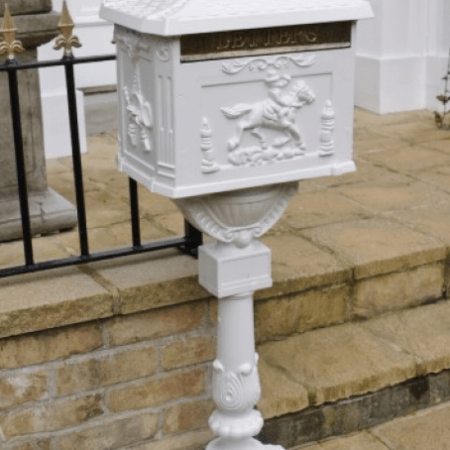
[355,0,450,114]
[39,0,116,159]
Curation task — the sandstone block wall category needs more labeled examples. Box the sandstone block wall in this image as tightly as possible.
[0,300,217,450]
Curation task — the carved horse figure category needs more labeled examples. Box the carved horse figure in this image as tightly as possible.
[221,80,315,153]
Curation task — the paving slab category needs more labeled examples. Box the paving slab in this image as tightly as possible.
[359,145,450,174]
[388,203,450,246]
[283,190,371,230]
[336,179,449,214]
[371,402,450,450]
[353,109,431,130]
[314,160,411,189]
[259,322,416,406]
[301,218,446,279]
[362,301,450,376]
[259,234,352,298]
[413,164,450,193]
[318,432,389,450]
[375,119,450,145]
[0,268,113,338]
[259,357,309,419]
[90,250,210,314]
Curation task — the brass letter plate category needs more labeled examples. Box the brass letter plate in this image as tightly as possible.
[181,22,351,62]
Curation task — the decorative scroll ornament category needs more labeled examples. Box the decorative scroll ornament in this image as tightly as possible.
[201,118,220,174]
[0,4,24,60]
[175,182,298,248]
[53,1,81,56]
[222,54,315,75]
[123,71,153,152]
[208,354,264,438]
[318,100,335,156]
[221,70,315,166]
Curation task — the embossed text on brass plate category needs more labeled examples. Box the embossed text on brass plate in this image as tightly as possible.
[181,22,351,62]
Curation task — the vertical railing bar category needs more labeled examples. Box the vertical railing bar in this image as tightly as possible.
[129,178,142,247]
[7,63,34,266]
[64,56,89,257]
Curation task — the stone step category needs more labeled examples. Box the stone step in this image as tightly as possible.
[291,400,450,450]
[257,299,450,448]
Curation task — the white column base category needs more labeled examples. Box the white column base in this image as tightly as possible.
[355,54,427,114]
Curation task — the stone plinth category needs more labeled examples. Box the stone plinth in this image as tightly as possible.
[0,5,77,242]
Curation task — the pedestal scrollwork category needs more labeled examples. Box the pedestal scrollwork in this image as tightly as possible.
[210,354,263,439]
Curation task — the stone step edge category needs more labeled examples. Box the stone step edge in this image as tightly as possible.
[257,299,450,426]
[258,369,450,449]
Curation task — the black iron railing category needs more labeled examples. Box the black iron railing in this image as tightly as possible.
[0,5,202,279]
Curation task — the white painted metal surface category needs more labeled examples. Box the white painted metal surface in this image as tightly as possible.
[113,24,361,198]
[102,1,373,449]
[101,0,372,35]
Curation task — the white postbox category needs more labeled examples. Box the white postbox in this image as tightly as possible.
[100,2,373,450]
[101,0,372,199]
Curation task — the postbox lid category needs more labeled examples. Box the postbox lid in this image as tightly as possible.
[100,0,373,36]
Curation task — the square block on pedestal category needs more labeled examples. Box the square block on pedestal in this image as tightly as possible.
[199,242,272,298]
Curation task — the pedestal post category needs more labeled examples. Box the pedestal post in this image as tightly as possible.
[199,241,283,450]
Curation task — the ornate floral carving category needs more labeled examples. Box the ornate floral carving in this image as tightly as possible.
[175,182,298,248]
[221,70,315,166]
[318,100,335,156]
[212,355,261,413]
[201,118,220,174]
[222,55,315,75]
[114,26,151,63]
[123,71,153,152]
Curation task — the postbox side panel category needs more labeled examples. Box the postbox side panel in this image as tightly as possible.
[172,47,356,198]
[114,26,178,195]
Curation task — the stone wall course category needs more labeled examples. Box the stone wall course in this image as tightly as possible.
[255,284,350,343]
[106,368,205,413]
[0,371,48,411]
[353,262,445,318]
[161,335,215,371]
[55,412,158,450]
[105,301,208,346]
[0,322,102,369]
[163,399,215,435]
[0,394,104,438]
[57,345,158,395]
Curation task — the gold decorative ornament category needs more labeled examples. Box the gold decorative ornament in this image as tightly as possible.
[54,1,82,56]
[0,4,24,60]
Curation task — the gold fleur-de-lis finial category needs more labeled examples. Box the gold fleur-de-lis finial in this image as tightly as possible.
[0,4,24,60]
[54,1,82,56]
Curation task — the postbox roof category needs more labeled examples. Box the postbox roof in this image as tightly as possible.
[100,0,373,36]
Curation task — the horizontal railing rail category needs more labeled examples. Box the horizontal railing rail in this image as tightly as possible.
[0,3,202,279]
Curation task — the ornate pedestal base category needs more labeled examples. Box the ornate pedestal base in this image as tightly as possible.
[200,242,285,450]
[176,182,297,450]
